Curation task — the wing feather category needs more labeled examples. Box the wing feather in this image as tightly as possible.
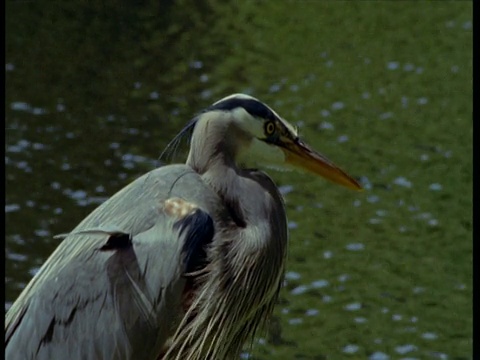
[5,165,219,360]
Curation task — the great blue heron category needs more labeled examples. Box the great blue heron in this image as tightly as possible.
[5,94,362,359]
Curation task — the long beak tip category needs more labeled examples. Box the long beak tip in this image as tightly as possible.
[348,181,364,192]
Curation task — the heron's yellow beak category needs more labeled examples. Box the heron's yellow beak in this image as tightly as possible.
[281,139,363,191]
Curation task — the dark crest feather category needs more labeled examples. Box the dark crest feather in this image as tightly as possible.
[158,95,278,165]
[159,117,199,164]
[205,98,277,121]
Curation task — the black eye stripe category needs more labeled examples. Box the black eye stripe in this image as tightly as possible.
[206,98,277,121]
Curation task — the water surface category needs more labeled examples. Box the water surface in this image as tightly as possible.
[6,2,472,359]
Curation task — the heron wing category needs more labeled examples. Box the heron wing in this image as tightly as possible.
[5,165,219,360]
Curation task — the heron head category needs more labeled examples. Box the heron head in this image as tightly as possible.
[201,94,362,191]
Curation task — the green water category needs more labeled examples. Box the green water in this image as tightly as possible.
[6,1,472,359]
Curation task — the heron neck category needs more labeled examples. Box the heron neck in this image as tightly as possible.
[186,113,252,225]
[186,112,248,177]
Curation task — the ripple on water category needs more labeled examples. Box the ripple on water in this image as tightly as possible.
[32,107,47,115]
[7,252,27,262]
[392,314,403,321]
[319,120,334,130]
[454,283,466,290]
[63,189,87,200]
[417,97,428,105]
[267,82,284,94]
[463,21,472,30]
[6,139,31,153]
[14,160,32,172]
[56,103,66,112]
[367,195,380,203]
[343,344,359,354]
[428,351,449,359]
[393,177,412,188]
[305,309,319,316]
[291,285,309,295]
[354,317,367,324]
[429,183,442,191]
[240,352,252,359]
[395,344,417,355]
[323,250,333,259]
[421,332,438,340]
[322,295,333,303]
[376,209,387,217]
[445,20,456,28]
[287,221,298,229]
[51,181,61,190]
[337,135,349,143]
[10,102,31,111]
[344,302,362,311]
[278,185,294,195]
[10,101,48,115]
[5,204,21,213]
[288,318,303,325]
[346,243,365,251]
[331,101,345,111]
[285,271,301,281]
[369,351,390,360]
[320,109,331,118]
[362,91,371,99]
[311,279,329,288]
[8,234,25,246]
[387,61,400,70]
[379,112,393,120]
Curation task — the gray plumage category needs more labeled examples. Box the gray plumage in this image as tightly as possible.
[5,94,361,359]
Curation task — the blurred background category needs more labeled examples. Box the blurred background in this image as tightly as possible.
[5,1,472,359]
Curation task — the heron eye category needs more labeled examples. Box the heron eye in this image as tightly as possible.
[265,121,275,136]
